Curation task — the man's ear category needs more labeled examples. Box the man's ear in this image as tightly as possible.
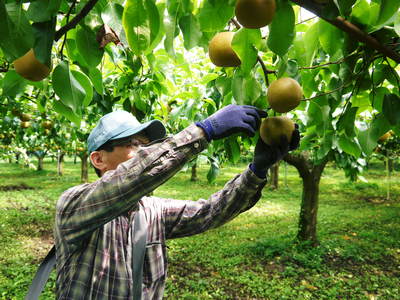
[90,151,107,173]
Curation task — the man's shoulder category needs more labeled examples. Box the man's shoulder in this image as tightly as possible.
[57,183,92,210]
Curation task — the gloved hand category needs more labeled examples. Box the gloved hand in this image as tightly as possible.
[196,105,267,141]
[250,124,300,178]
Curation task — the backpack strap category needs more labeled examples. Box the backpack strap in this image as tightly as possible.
[25,245,56,300]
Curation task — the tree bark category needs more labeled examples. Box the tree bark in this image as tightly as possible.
[37,156,44,171]
[270,162,279,190]
[284,153,329,246]
[190,163,198,182]
[57,151,65,176]
[80,153,89,183]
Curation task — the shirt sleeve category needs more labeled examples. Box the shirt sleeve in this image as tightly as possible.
[56,124,208,244]
[162,166,267,239]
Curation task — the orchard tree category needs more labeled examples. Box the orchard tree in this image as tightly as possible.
[0,0,399,245]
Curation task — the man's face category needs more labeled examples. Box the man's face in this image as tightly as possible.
[91,134,150,176]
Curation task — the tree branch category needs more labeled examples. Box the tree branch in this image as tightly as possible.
[290,0,400,63]
[54,0,99,41]
[283,152,311,179]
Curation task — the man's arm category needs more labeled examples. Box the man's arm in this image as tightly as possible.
[161,167,267,239]
[57,125,208,244]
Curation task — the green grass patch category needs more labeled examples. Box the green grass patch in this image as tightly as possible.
[0,158,399,299]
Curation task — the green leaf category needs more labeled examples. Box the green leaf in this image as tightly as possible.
[303,22,319,67]
[52,61,85,120]
[198,0,234,32]
[307,99,331,130]
[338,135,361,157]
[369,86,388,113]
[53,100,81,126]
[179,14,202,50]
[71,70,94,107]
[231,28,261,75]
[232,70,261,105]
[351,0,370,24]
[376,0,400,26]
[201,73,219,85]
[66,38,88,68]
[357,114,390,155]
[2,70,26,97]
[76,25,104,68]
[207,160,220,184]
[89,68,104,95]
[27,0,61,22]
[32,18,56,67]
[382,94,400,126]
[123,0,160,55]
[267,0,295,57]
[0,2,33,60]
[225,137,240,164]
[395,13,400,36]
[163,13,178,57]
[145,0,161,48]
[337,106,358,137]
[318,19,343,57]
[101,3,127,45]
[334,0,356,17]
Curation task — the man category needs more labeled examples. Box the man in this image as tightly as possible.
[54,105,300,299]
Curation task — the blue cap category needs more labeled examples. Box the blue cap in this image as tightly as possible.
[87,110,166,153]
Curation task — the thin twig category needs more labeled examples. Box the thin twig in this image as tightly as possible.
[59,0,77,57]
[296,16,317,25]
[299,58,345,70]
[301,81,352,101]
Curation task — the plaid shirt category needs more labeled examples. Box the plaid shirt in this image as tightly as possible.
[54,124,267,299]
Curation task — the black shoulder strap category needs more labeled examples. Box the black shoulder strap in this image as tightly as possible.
[25,245,56,300]
[132,209,148,300]
[25,210,148,300]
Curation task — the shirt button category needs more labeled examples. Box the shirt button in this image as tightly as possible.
[194,143,199,148]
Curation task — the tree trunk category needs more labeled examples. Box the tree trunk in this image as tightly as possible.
[270,162,279,190]
[37,156,44,171]
[57,151,65,176]
[191,163,198,182]
[297,172,321,245]
[80,154,89,183]
[15,153,20,164]
[284,153,329,246]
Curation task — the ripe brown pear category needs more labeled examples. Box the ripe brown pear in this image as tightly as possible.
[42,120,53,129]
[208,32,241,67]
[267,77,303,113]
[13,49,51,82]
[260,116,295,146]
[235,0,276,29]
[20,113,32,122]
[21,121,31,129]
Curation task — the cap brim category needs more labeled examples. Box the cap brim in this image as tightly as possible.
[110,119,166,142]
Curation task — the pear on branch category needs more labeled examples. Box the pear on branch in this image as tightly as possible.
[267,77,303,113]
[208,32,241,67]
[13,49,51,82]
[235,0,276,29]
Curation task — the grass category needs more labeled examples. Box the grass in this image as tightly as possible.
[0,157,399,299]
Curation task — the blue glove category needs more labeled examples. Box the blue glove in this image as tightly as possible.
[196,105,267,141]
[250,124,300,178]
